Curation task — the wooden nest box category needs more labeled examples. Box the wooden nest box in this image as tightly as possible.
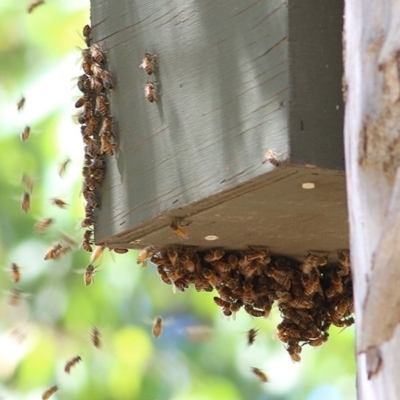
[91,0,346,260]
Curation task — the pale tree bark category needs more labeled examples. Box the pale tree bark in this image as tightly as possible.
[345,1,400,399]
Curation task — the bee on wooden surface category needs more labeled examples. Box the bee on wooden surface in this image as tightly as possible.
[28,0,45,13]
[137,246,155,266]
[82,61,93,75]
[152,316,163,338]
[17,96,26,111]
[140,52,157,75]
[251,367,268,383]
[337,250,351,276]
[144,81,158,103]
[204,249,225,262]
[95,94,109,116]
[325,270,344,298]
[42,385,58,400]
[10,263,21,283]
[58,158,71,177]
[181,256,196,272]
[34,217,53,233]
[20,126,31,142]
[100,134,114,155]
[91,167,105,183]
[244,305,265,318]
[84,264,97,286]
[77,74,90,93]
[202,268,220,287]
[21,191,31,213]
[101,70,114,89]
[88,75,103,92]
[84,190,100,209]
[227,253,239,269]
[264,149,281,167]
[83,24,91,46]
[101,116,113,135]
[64,355,82,373]
[81,230,93,252]
[90,325,101,348]
[75,96,90,109]
[81,215,94,228]
[247,328,259,346]
[300,253,328,274]
[51,197,68,209]
[90,44,106,64]
[21,173,35,193]
[169,220,189,239]
[113,248,129,254]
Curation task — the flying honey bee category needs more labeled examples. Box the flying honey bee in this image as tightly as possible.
[90,325,101,348]
[51,198,68,209]
[95,94,109,116]
[8,288,23,307]
[10,263,21,283]
[144,81,158,103]
[42,385,58,400]
[64,355,82,373]
[28,0,45,13]
[21,191,31,213]
[100,134,114,155]
[140,52,157,75]
[34,217,53,233]
[247,328,259,346]
[20,126,31,142]
[90,44,106,64]
[152,316,163,338]
[83,24,91,46]
[83,264,98,286]
[21,173,35,193]
[17,96,26,111]
[170,220,188,239]
[58,158,71,177]
[251,367,268,383]
[44,243,63,260]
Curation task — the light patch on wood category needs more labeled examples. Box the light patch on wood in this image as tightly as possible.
[359,168,400,352]
[365,346,382,380]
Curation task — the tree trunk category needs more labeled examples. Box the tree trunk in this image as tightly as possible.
[344,2,400,399]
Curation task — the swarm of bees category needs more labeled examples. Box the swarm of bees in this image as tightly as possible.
[146,247,354,362]
[75,26,115,253]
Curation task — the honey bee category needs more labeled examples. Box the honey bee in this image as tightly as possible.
[21,173,35,193]
[285,297,314,309]
[83,24,91,46]
[244,305,265,318]
[169,220,188,239]
[300,269,320,296]
[77,74,90,93]
[90,325,101,348]
[288,351,301,362]
[251,367,268,383]
[81,215,94,228]
[89,75,104,92]
[204,249,225,262]
[101,70,114,89]
[247,328,259,346]
[202,268,220,287]
[81,230,93,252]
[34,217,53,233]
[8,288,23,306]
[326,270,344,298]
[95,94,109,116]
[266,267,292,291]
[64,355,82,373]
[82,61,93,75]
[83,265,97,286]
[21,191,31,213]
[90,44,106,64]
[44,243,63,260]
[20,126,31,142]
[137,246,155,266]
[51,198,68,209]
[337,250,351,276]
[42,385,58,400]
[331,296,351,320]
[242,281,255,304]
[152,316,163,338]
[144,81,158,103]
[58,158,71,177]
[113,248,129,254]
[300,253,328,274]
[10,263,21,283]
[91,168,105,183]
[100,134,114,155]
[308,334,329,347]
[140,52,157,75]
[286,340,302,362]
[17,96,26,111]
[264,149,281,167]
[28,0,45,13]
[157,266,172,285]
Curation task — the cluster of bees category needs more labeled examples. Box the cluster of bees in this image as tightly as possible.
[75,25,115,253]
[140,245,354,362]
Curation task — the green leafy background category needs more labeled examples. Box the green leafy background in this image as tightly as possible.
[0,1,355,399]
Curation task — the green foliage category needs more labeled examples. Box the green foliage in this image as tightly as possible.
[0,1,356,399]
